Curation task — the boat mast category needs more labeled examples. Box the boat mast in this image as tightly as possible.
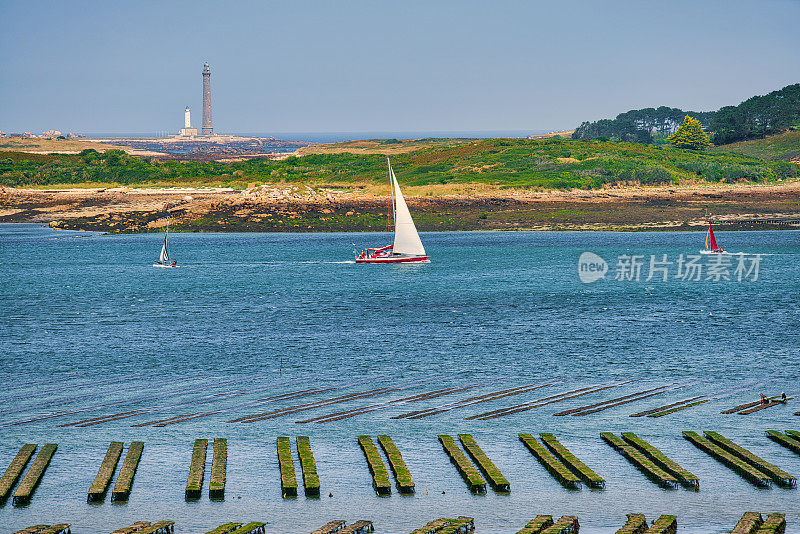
[388,157,396,233]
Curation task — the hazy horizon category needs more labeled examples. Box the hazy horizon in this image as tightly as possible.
[1,0,799,135]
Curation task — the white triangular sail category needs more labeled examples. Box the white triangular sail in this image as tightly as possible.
[389,161,425,256]
[159,226,170,263]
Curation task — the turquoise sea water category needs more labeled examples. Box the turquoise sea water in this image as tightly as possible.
[1,224,799,533]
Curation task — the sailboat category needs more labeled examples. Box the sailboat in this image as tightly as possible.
[355,158,429,263]
[153,223,178,267]
[700,221,725,254]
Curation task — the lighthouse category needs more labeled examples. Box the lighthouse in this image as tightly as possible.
[179,106,197,137]
[201,62,213,136]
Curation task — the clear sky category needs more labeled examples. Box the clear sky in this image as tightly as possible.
[1,0,799,135]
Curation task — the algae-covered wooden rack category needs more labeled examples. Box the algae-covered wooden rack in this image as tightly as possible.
[204,523,242,534]
[312,520,345,534]
[35,526,71,534]
[12,525,71,534]
[703,431,796,487]
[766,430,800,456]
[630,396,706,417]
[209,438,227,499]
[227,523,266,534]
[756,513,786,534]
[297,436,320,496]
[339,520,374,534]
[722,397,784,414]
[738,397,794,415]
[616,513,647,534]
[186,439,208,499]
[469,381,632,420]
[519,434,580,489]
[0,443,37,503]
[731,512,763,534]
[601,433,678,488]
[540,433,604,488]
[682,431,771,487]
[358,435,391,495]
[11,526,51,534]
[277,437,298,497]
[109,521,151,534]
[540,515,579,534]
[397,381,557,420]
[648,399,710,418]
[554,385,673,417]
[135,521,174,534]
[111,441,144,502]
[516,515,554,534]
[458,434,510,492]
[411,517,474,534]
[13,443,57,506]
[88,441,124,502]
[377,435,414,493]
[298,384,477,423]
[438,435,486,493]
[643,515,676,534]
[621,433,698,488]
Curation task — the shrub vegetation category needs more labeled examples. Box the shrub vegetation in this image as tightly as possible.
[1,137,795,191]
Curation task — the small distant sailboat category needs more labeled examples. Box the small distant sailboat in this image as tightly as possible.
[153,223,178,268]
[355,158,429,264]
[700,221,726,254]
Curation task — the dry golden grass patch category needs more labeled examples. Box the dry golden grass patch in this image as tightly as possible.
[0,138,127,154]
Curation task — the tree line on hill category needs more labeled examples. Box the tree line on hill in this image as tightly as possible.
[572,83,800,145]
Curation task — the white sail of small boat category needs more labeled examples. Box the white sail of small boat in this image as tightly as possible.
[153,223,177,267]
[355,158,429,263]
[159,227,170,263]
[390,163,426,257]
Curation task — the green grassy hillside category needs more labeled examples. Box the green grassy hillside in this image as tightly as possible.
[710,130,800,161]
[1,137,797,190]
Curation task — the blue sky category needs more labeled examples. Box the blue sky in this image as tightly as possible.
[1,0,799,135]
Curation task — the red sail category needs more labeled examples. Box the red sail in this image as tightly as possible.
[707,223,718,250]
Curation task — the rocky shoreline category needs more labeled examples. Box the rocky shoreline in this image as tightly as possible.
[2,182,800,233]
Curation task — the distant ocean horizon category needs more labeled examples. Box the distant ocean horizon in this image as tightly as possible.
[83,129,558,143]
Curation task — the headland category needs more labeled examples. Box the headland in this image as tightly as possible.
[1,135,799,233]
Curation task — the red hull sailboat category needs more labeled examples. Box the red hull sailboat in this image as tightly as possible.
[701,222,725,254]
[355,158,429,264]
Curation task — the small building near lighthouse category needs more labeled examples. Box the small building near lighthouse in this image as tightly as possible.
[179,106,198,137]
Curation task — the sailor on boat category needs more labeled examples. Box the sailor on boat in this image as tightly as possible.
[355,158,429,264]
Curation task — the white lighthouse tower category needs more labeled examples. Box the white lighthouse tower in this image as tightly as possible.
[179,106,197,137]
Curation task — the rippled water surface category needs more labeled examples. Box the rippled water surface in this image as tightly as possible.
[1,224,799,533]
